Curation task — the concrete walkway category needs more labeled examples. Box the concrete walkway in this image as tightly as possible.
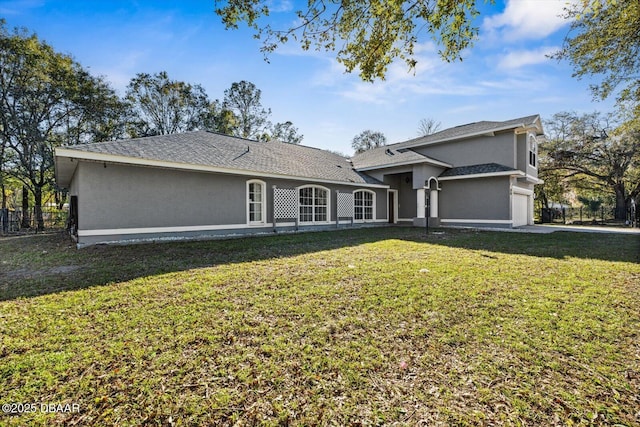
[526,224,640,235]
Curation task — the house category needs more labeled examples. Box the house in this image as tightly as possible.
[54,114,543,246]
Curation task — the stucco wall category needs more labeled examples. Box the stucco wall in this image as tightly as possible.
[412,164,446,189]
[414,131,515,168]
[74,161,388,232]
[365,166,412,183]
[439,176,511,220]
[76,161,246,230]
[516,133,539,178]
[396,172,416,219]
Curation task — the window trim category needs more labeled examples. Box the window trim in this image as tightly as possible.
[528,134,538,169]
[246,179,267,225]
[297,185,331,224]
[353,189,376,222]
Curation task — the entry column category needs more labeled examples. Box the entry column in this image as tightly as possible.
[416,188,426,219]
[430,189,438,218]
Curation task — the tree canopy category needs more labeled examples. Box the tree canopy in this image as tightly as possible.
[541,111,640,220]
[215,0,480,81]
[222,80,272,140]
[417,118,442,136]
[351,130,387,154]
[553,0,640,119]
[125,71,211,137]
[0,21,122,229]
[270,121,304,144]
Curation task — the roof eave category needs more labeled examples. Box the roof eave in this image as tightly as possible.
[54,153,78,189]
[400,116,542,150]
[354,157,453,172]
[439,170,525,181]
[54,147,389,189]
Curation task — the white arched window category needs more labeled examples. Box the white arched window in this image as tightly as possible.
[353,190,375,221]
[298,185,330,223]
[247,179,266,225]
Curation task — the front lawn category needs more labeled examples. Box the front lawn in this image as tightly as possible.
[1,228,639,425]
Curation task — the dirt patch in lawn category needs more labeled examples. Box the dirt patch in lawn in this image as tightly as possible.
[2,265,82,281]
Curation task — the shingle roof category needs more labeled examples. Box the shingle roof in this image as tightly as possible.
[439,163,519,178]
[396,114,542,149]
[351,114,541,171]
[57,131,381,185]
[350,146,451,170]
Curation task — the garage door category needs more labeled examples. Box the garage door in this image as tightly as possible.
[512,194,529,227]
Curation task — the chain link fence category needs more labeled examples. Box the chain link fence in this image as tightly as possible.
[1,208,68,234]
[539,205,639,227]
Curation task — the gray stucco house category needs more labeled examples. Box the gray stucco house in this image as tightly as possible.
[55,114,543,246]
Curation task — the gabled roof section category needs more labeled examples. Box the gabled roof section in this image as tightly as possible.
[351,114,542,171]
[55,131,383,188]
[396,114,543,150]
[351,146,452,171]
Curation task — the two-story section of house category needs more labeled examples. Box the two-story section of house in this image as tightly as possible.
[351,114,544,228]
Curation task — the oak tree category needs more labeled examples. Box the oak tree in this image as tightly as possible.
[222,80,272,140]
[0,21,121,229]
[215,0,480,81]
[271,121,304,144]
[352,130,387,153]
[543,111,640,220]
[125,71,211,137]
[553,0,640,118]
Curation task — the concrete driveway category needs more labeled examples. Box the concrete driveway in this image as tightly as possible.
[513,224,640,235]
[445,224,640,235]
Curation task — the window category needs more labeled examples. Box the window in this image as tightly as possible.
[247,180,266,224]
[354,190,375,221]
[528,136,537,168]
[299,186,328,223]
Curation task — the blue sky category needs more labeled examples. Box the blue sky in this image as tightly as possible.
[1,0,615,154]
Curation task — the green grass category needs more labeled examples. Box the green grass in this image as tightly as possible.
[1,228,639,426]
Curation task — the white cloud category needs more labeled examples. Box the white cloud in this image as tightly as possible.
[0,0,43,15]
[483,0,576,40]
[497,46,559,69]
[316,42,489,104]
[267,0,294,13]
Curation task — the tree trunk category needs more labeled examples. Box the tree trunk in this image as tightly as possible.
[614,183,627,221]
[34,185,45,231]
[21,185,30,228]
[1,181,6,210]
[1,182,6,234]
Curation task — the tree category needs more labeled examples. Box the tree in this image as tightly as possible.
[215,0,479,82]
[125,71,211,137]
[418,118,442,136]
[271,121,303,144]
[62,68,128,145]
[0,22,121,230]
[1,132,8,210]
[352,130,387,154]
[222,81,271,140]
[543,111,640,220]
[553,1,640,118]
[201,100,238,135]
